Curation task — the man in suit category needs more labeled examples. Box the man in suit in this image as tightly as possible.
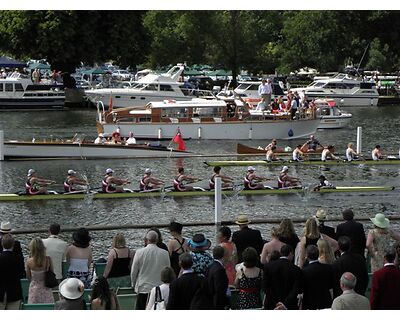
[167,252,205,310]
[263,244,302,310]
[332,236,368,298]
[370,249,400,309]
[0,234,25,309]
[232,214,264,263]
[331,272,370,310]
[314,209,336,240]
[205,246,229,309]
[42,223,68,281]
[336,209,366,256]
[0,222,23,257]
[131,230,170,310]
[301,245,334,309]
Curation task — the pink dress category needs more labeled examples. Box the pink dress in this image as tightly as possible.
[28,270,54,304]
[220,241,237,286]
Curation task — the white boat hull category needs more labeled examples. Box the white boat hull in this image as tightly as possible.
[318,115,352,129]
[307,94,379,107]
[2,142,190,159]
[99,119,322,140]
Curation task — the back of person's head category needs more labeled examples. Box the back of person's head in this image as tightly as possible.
[277,218,296,238]
[49,223,61,235]
[29,237,46,266]
[112,233,126,249]
[280,244,293,257]
[384,248,396,263]
[242,247,258,268]
[306,244,319,261]
[317,238,335,264]
[342,209,354,221]
[1,233,14,250]
[304,218,320,238]
[179,252,193,270]
[91,276,112,309]
[218,226,232,240]
[149,227,163,244]
[212,246,225,260]
[160,266,176,284]
[340,272,357,290]
[146,230,159,244]
[169,221,183,234]
[270,250,281,261]
[214,166,221,174]
[338,236,351,252]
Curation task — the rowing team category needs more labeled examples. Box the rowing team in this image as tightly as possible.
[266,143,394,162]
[25,164,328,195]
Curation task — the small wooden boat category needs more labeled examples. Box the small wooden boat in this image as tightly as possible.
[0,186,394,202]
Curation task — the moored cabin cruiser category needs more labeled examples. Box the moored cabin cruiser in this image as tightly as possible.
[85,64,214,109]
[314,99,352,129]
[96,98,322,140]
[295,73,379,107]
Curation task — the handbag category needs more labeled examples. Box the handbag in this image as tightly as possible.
[152,286,166,310]
[44,256,58,288]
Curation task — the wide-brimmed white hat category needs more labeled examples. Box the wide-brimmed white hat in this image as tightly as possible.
[59,278,85,300]
[370,213,390,229]
[0,221,12,233]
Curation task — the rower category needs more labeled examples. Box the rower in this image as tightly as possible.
[139,168,164,191]
[244,166,267,190]
[63,170,88,192]
[314,174,335,191]
[126,131,137,145]
[266,146,280,162]
[302,135,323,152]
[209,166,234,190]
[292,144,305,161]
[345,143,360,161]
[321,145,340,161]
[372,145,384,161]
[25,169,56,195]
[278,166,300,189]
[102,168,130,193]
[173,167,198,192]
[265,139,277,151]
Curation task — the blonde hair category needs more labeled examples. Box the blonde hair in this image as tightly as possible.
[347,143,353,148]
[112,233,126,249]
[29,237,46,267]
[317,238,335,264]
[304,218,320,239]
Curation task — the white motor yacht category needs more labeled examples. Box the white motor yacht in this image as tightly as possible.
[314,99,352,129]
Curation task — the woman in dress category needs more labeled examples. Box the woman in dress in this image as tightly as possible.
[187,233,213,276]
[167,222,189,277]
[260,228,285,265]
[90,276,119,310]
[217,226,237,286]
[103,233,134,288]
[234,247,263,309]
[276,218,300,251]
[65,228,93,288]
[146,266,175,310]
[26,237,55,304]
[317,238,335,264]
[366,213,400,272]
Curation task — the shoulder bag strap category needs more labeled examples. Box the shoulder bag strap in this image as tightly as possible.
[155,286,163,302]
[113,248,119,258]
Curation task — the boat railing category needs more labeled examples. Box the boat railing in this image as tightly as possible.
[181,88,216,98]
[96,101,106,122]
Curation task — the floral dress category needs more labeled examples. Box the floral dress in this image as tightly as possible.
[189,251,214,276]
[28,270,54,304]
[369,229,396,272]
[237,268,262,309]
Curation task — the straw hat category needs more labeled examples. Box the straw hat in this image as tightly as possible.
[0,221,12,233]
[235,214,250,225]
[315,209,327,221]
[370,213,390,229]
[188,233,211,249]
[59,278,85,300]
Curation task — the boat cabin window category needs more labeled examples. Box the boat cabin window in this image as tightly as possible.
[0,83,3,91]
[247,84,259,91]
[236,83,252,90]
[161,108,188,118]
[312,82,324,87]
[360,82,374,89]
[5,83,13,92]
[15,83,24,92]
[160,84,174,92]
[320,107,331,116]
[143,84,158,91]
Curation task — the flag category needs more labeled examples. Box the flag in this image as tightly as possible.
[109,94,113,112]
[173,128,186,151]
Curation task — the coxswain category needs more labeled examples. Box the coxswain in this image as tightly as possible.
[139,168,165,191]
[265,139,277,151]
[278,166,300,189]
[25,169,56,195]
[302,135,323,152]
[63,170,88,192]
[266,146,280,162]
[321,145,340,161]
[209,166,234,189]
[126,132,136,145]
[292,144,305,161]
[101,168,130,193]
[345,143,360,161]
[372,145,384,161]
[173,167,198,192]
[111,128,122,144]
[314,174,335,191]
[244,166,267,190]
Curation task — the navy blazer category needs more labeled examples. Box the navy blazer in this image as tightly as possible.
[0,250,25,302]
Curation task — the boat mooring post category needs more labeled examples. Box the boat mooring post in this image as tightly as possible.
[214,177,222,231]
[356,126,362,154]
[0,130,4,161]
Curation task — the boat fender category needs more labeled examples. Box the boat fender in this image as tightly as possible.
[288,129,294,137]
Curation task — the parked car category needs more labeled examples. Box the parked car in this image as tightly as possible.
[112,70,132,81]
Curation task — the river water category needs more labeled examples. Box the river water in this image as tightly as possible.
[0,106,399,258]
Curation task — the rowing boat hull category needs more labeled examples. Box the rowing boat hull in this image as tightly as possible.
[204,159,400,167]
[0,186,394,202]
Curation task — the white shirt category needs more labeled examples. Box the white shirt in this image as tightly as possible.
[126,137,137,145]
[258,82,272,95]
[145,283,170,310]
[321,149,329,161]
[293,149,302,161]
[94,137,105,144]
[372,149,380,161]
[42,235,68,279]
[130,243,170,294]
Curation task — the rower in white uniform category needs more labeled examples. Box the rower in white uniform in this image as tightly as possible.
[345,143,360,161]
[372,145,384,161]
[321,145,340,161]
[266,146,281,162]
[292,144,305,161]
